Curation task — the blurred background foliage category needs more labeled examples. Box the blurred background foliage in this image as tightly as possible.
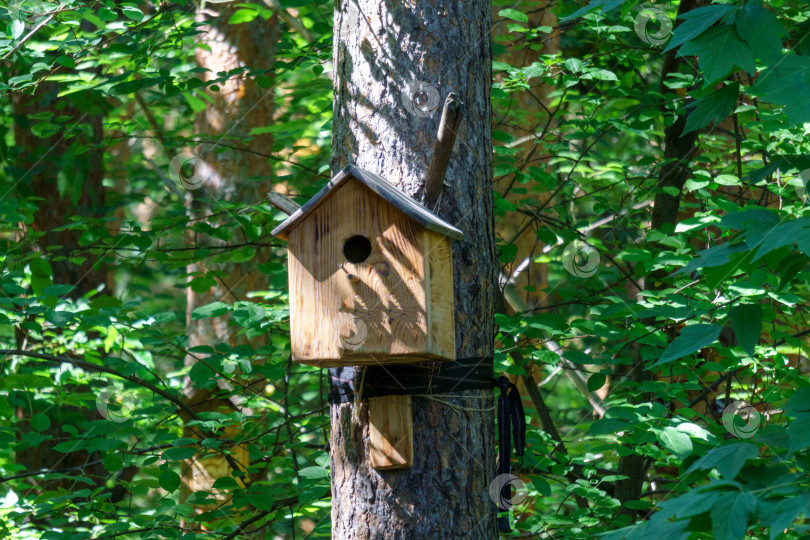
[1,0,810,538]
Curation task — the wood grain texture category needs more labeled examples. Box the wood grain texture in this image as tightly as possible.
[287,178,456,367]
[368,395,414,470]
[329,0,497,535]
[425,230,456,358]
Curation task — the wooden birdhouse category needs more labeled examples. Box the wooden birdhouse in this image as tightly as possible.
[271,165,463,368]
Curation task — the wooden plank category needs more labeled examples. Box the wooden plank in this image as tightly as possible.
[425,230,456,359]
[368,395,413,470]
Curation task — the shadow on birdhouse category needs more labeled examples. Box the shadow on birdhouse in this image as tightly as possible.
[272,165,462,368]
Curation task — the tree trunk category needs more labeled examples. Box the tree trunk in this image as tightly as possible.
[615,0,704,514]
[11,83,110,501]
[180,6,279,516]
[330,0,498,537]
[13,83,107,297]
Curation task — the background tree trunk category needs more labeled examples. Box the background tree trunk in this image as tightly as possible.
[329,0,498,537]
[11,83,110,499]
[180,6,279,516]
[614,0,704,514]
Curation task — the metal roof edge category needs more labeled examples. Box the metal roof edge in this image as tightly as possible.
[271,165,464,241]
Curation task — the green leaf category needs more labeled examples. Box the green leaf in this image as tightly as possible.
[746,154,810,184]
[189,361,218,388]
[121,4,144,21]
[55,55,75,69]
[735,0,785,61]
[531,477,552,497]
[677,242,748,275]
[212,476,241,489]
[104,325,119,352]
[232,302,266,325]
[162,447,196,461]
[189,276,217,293]
[685,443,758,479]
[763,496,809,540]
[786,388,810,413]
[31,413,50,432]
[159,469,181,493]
[498,243,518,263]
[10,20,25,39]
[587,69,618,81]
[664,4,735,52]
[42,284,75,296]
[247,484,279,510]
[183,93,207,113]
[656,487,720,519]
[751,217,810,261]
[788,414,810,453]
[103,452,123,472]
[683,83,739,134]
[678,26,755,83]
[729,304,761,355]
[655,324,722,366]
[29,257,53,279]
[587,372,606,392]
[298,466,329,479]
[228,9,259,24]
[710,490,756,540]
[561,0,625,22]
[563,350,595,364]
[192,302,229,319]
[715,174,740,186]
[498,8,528,23]
[659,426,693,457]
[110,79,144,96]
[45,310,74,327]
[98,6,117,21]
[752,54,810,125]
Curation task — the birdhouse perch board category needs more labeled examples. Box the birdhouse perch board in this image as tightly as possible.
[271,165,462,368]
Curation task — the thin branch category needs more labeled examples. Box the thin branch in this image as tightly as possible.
[0,349,245,475]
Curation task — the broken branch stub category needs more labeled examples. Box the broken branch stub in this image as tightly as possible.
[424,93,464,210]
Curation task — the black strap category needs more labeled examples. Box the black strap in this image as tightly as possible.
[326,359,526,533]
[327,356,494,403]
[496,376,526,532]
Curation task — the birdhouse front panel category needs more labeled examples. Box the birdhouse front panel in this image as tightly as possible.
[286,177,455,367]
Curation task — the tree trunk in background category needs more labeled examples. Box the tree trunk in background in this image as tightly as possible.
[13,84,107,297]
[189,6,278,348]
[11,84,109,497]
[495,1,559,310]
[330,0,497,537]
[615,0,704,514]
[180,6,279,515]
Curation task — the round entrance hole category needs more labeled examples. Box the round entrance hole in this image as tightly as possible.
[343,235,372,264]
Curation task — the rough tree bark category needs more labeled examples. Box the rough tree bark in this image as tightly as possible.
[330,0,498,537]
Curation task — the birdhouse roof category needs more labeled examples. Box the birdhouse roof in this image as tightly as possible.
[271,165,464,240]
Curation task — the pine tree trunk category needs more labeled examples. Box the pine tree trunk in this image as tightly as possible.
[330,0,497,537]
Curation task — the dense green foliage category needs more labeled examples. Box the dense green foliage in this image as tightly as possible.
[1,0,810,538]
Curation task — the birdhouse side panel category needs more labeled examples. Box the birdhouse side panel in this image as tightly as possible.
[287,178,438,366]
[424,231,456,360]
